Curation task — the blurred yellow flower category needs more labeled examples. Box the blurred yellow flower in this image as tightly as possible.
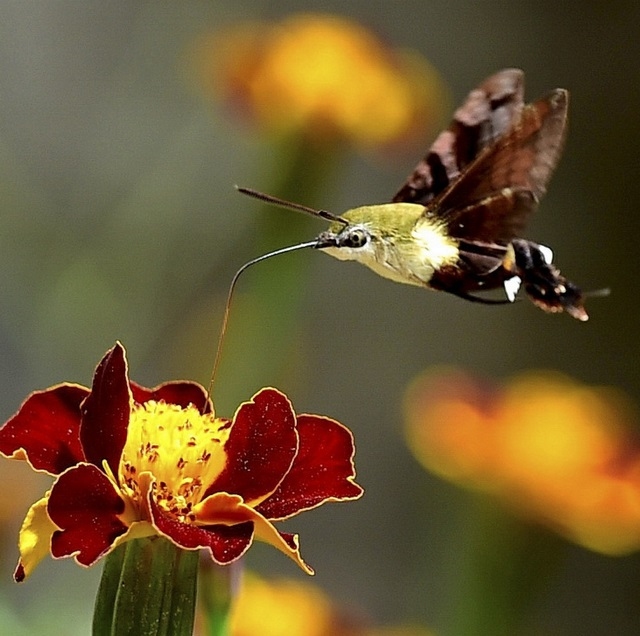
[227,572,433,636]
[199,13,448,151]
[405,369,640,555]
[229,573,334,636]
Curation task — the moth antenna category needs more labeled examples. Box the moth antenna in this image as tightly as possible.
[208,240,319,397]
[236,185,349,228]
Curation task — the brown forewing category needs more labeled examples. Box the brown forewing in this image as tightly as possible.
[441,188,536,243]
[392,68,525,205]
[393,69,568,246]
[436,89,568,216]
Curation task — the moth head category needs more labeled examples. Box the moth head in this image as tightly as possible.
[312,204,407,264]
[313,203,427,262]
[315,223,373,251]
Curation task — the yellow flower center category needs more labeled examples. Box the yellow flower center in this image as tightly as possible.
[119,401,230,522]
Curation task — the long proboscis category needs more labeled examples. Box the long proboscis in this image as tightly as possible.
[208,240,319,397]
[236,185,349,227]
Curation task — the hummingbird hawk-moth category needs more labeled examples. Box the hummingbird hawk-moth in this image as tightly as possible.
[238,68,597,320]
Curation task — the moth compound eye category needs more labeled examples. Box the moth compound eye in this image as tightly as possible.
[342,227,369,249]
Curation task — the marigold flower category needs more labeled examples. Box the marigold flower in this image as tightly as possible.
[201,13,447,150]
[405,369,640,555]
[0,343,363,581]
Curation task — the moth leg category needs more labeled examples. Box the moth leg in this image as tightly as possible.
[447,290,512,305]
[512,238,588,320]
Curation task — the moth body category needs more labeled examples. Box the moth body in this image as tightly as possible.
[312,69,592,320]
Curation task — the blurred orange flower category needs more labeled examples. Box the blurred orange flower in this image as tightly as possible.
[198,13,448,151]
[405,369,640,555]
[226,571,432,636]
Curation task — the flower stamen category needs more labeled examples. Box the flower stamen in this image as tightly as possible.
[119,401,229,521]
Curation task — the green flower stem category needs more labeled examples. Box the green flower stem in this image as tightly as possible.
[93,537,199,636]
[215,134,342,413]
[444,494,566,636]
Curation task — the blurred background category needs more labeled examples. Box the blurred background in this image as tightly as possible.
[0,2,639,635]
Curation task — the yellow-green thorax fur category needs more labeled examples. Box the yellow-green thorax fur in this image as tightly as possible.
[321,203,459,287]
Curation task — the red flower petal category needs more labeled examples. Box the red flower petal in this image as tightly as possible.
[149,495,254,564]
[206,388,298,504]
[130,380,213,414]
[256,414,363,520]
[276,530,304,557]
[195,491,314,571]
[80,343,131,475]
[14,563,25,583]
[49,463,128,566]
[0,384,88,474]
